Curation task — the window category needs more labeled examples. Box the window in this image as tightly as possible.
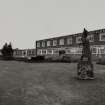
[76,48,82,54]
[36,42,40,47]
[76,36,82,43]
[23,51,26,55]
[87,35,94,42]
[37,49,42,55]
[32,50,35,55]
[53,49,59,54]
[69,48,75,54]
[27,51,29,55]
[42,50,46,54]
[42,41,45,47]
[59,39,64,45]
[100,33,105,41]
[91,47,97,54]
[67,37,72,45]
[47,50,52,54]
[59,50,65,55]
[53,40,57,46]
[99,46,105,54]
[47,41,51,46]
[100,48,105,54]
[66,49,71,54]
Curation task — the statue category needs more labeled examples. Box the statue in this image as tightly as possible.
[77,28,94,79]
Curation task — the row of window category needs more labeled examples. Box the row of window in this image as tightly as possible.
[36,37,74,48]
[37,33,105,48]
[37,46,105,55]
[37,49,59,55]
[37,35,94,48]
[14,50,36,56]
[76,35,94,43]
[37,38,72,48]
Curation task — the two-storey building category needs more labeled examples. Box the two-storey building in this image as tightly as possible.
[36,29,105,58]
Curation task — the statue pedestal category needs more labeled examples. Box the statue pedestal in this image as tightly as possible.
[77,57,94,80]
[77,28,94,80]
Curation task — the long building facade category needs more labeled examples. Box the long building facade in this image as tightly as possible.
[13,48,36,59]
[36,29,105,58]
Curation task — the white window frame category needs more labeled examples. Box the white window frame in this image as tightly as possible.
[47,41,51,46]
[59,38,64,45]
[100,33,105,41]
[37,49,42,55]
[53,40,57,46]
[91,47,97,54]
[42,41,45,47]
[67,37,72,45]
[87,35,94,42]
[47,49,53,54]
[42,50,47,55]
[53,49,59,54]
[76,36,82,44]
[36,42,40,47]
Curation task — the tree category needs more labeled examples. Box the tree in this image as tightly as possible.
[1,42,14,59]
[7,42,14,57]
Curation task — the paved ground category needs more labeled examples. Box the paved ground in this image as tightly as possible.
[0,61,105,105]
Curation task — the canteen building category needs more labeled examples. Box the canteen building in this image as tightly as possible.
[13,48,36,59]
[36,28,105,58]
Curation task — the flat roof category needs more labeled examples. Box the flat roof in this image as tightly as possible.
[36,28,105,42]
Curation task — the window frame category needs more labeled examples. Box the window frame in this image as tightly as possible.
[36,42,40,48]
[59,38,64,45]
[47,41,51,47]
[100,33,105,41]
[42,41,46,47]
[53,40,57,46]
[76,36,82,44]
[87,34,94,42]
[67,37,72,45]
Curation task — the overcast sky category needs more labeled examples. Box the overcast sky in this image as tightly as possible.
[0,0,105,49]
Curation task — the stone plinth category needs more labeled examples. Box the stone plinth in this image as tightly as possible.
[77,57,94,79]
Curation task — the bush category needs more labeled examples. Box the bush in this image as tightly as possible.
[45,57,53,62]
[45,55,71,63]
[12,57,28,62]
[60,55,71,63]
[0,56,14,61]
[96,57,105,65]
[70,55,81,63]
[26,56,45,62]
[1,43,14,60]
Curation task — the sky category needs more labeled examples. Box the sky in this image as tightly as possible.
[0,0,105,49]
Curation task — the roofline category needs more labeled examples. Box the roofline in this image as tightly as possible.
[36,28,105,42]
